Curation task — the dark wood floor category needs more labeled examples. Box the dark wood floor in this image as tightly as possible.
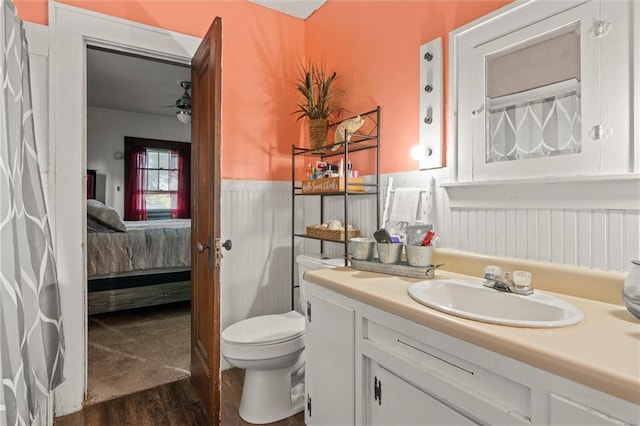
[221,368,305,426]
[55,369,305,425]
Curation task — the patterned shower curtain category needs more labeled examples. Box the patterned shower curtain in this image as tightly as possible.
[0,0,65,424]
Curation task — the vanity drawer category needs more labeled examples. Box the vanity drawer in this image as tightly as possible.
[362,317,532,424]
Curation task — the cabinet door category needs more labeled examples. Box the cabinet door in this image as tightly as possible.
[365,359,478,426]
[549,393,632,425]
[305,289,355,425]
[455,0,633,182]
[470,1,600,180]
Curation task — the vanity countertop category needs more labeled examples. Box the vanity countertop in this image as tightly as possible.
[304,267,640,405]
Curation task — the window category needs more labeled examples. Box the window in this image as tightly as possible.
[124,137,191,221]
[145,148,178,211]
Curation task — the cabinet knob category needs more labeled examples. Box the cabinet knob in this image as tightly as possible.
[588,124,612,141]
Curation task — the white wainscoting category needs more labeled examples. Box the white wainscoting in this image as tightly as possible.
[220,172,637,366]
[306,169,639,273]
[220,180,293,369]
[442,207,640,273]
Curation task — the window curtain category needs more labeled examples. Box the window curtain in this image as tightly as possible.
[0,0,65,424]
[170,149,191,219]
[124,146,148,220]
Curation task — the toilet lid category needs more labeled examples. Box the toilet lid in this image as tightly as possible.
[222,311,305,345]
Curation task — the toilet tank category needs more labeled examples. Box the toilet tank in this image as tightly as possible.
[295,254,345,312]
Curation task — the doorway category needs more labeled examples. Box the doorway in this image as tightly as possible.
[49,4,224,419]
[84,46,193,404]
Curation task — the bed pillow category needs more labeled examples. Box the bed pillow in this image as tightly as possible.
[86,199,128,232]
[86,216,116,233]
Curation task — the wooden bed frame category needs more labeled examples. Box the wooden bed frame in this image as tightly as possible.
[88,269,191,315]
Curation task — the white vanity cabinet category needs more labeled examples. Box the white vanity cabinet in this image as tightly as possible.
[364,358,478,425]
[304,282,356,426]
[548,393,635,425]
[304,282,640,425]
[358,305,533,425]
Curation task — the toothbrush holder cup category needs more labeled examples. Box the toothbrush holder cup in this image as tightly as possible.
[349,238,376,261]
[406,245,434,267]
[377,242,403,264]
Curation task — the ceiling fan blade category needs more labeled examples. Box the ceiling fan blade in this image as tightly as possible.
[137,104,175,112]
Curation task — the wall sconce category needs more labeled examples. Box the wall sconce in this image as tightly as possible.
[417,37,443,169]
[410,145,432,161]
[113,151,124,160]
[176,109,191,124]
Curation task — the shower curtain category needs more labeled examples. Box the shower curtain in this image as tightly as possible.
[0,0,65,424]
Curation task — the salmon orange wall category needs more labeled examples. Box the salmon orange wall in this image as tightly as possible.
[15,0,510,179]
[305,0,510,175]
[14,0,305,181]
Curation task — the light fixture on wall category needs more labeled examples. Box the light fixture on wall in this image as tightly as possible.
[411,144,432,161]
[417,38,444,169]
[175,81,191,124]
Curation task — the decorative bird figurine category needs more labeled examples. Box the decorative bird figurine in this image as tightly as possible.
[333,115,365,148]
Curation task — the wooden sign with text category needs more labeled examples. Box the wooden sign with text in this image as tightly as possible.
[301,177,365,193]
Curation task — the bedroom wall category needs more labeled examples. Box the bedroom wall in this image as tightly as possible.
[86,106,190,216]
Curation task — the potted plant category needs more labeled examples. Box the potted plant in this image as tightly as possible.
[293,61,343,150]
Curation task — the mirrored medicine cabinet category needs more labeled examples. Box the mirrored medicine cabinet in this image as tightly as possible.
[450,0,636,183]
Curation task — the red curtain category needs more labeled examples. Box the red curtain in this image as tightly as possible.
[124,147,148,221]
[171,149,191,219]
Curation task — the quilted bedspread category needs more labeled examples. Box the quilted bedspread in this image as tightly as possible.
[87,219,191,277]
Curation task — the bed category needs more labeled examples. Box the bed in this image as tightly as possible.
[86,200,191,315]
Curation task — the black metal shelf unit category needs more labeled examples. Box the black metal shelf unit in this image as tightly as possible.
[290,107,381,309]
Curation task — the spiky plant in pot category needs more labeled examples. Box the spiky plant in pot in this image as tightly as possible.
[293,61,343,150]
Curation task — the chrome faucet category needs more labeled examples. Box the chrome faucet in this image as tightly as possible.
[483,266,533,296]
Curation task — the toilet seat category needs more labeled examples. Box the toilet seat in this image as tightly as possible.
[221,311,305,363]
[222,311,304,346]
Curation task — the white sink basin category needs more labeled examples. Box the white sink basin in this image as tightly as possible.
[407,278,584,328]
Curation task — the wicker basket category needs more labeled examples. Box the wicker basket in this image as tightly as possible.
[306,226,360,242]
[308,119,328,150]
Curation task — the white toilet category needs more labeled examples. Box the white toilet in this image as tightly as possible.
[221,254,344,424]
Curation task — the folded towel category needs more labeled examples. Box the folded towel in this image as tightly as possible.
[387,188,421,224]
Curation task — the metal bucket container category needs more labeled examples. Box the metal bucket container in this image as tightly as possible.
[349,238,376,261]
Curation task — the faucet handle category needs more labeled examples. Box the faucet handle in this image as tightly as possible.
[484,265,503,280]
[513,271,532,290]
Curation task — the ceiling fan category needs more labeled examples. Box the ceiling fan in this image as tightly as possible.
[175,81,192,124]
[139,80,191,124]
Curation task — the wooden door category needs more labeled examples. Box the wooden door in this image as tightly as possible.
[190,17,222,423]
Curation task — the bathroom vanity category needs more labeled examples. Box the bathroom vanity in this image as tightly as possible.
[303,268,640,425]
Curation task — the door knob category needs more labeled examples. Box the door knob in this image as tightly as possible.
[195,241,210,253]
[221,239,232,251]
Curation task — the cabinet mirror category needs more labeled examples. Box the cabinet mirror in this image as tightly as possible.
[452,0,633,182]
